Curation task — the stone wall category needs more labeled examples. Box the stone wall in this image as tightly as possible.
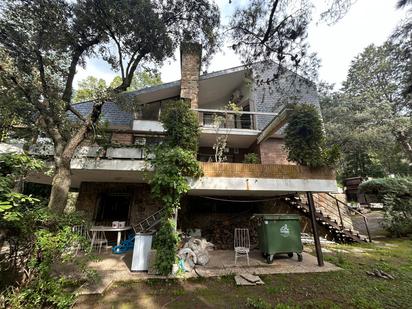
[180,42,202,109]
[178,197,330,249]
[76,182,161,226]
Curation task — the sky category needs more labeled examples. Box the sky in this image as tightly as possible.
[73,0,408,90]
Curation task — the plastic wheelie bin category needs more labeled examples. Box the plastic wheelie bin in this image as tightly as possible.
[254,214,303,264]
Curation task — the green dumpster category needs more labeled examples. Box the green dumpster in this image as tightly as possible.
[255,214,303,264]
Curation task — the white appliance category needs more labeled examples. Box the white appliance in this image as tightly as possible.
[131,233,153,271]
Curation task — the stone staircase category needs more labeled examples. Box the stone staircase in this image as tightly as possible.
[284,193,370,243]
[133,207,166,233]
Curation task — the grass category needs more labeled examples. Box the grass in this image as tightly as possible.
[75,238,412,309]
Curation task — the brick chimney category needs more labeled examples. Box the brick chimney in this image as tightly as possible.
[180,42,202,109]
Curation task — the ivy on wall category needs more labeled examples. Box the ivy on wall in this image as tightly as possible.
[149,99,202,275]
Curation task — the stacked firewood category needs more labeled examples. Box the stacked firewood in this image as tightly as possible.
[202,217,259,249]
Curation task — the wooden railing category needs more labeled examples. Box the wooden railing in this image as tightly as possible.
[200,162,336,180]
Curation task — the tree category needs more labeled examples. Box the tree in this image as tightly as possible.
[342,43,412,161]
[320,40,412,178]
[72,76,108,103]
[284,104,339,168]
[228,0,319,83]
[109,70,162,92]
[0,0,220,213]
[0,74,36,143]
[73,71,162,103]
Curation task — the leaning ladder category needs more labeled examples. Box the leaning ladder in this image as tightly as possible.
[133,207,166,233]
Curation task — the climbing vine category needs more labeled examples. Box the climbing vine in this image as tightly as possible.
[149,99,202,275]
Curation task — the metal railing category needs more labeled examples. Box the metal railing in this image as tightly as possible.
[198,110,255,130]
[325,193,372,242]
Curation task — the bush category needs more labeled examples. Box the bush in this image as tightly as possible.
[0,154,92,308]
[284,104,339,168]
[243,153,260,164]
[359,177,412,236]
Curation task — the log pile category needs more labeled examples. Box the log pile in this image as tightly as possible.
[202,216,259,249]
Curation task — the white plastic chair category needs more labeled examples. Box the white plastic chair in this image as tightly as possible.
[72,225,91,255]
[91,231,108,253]
[234,228,250,265]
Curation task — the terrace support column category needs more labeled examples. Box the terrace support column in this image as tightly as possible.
[306,192,324,267]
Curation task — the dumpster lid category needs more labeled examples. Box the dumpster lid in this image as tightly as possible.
[251,213,300,220]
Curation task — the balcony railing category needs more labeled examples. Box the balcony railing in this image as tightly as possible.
[199,162,336,180]
[195,109,278,131]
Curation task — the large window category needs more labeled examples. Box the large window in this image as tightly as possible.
[94,193,131,225]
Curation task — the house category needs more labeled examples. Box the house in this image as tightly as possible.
[25,43,367,249]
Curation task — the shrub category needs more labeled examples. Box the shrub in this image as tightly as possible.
[284,104,339,168]
[0,154,92,308]
[243,153,260,164]
[359,177,412,236]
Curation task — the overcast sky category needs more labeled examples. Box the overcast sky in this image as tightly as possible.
[73,0,408,90]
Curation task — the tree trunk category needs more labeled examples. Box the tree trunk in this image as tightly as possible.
[395,131,412,162]
[48,165,72,214]
[47,122,93,213]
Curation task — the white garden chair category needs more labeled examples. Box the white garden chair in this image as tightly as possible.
[91,231,108,253]
[234,228,250,265]
[72,225,91,255]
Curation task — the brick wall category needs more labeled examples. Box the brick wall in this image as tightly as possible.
[76,182,161,226]
[258,137,294,165]
[180,42,201,109]
[111,132,134,145]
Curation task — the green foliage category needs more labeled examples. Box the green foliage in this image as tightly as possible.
[73,71,163,103]
[284,104,339,168]
[150,147,202,210]
[152,218,179,275]
[243,153,260,164]
[149,100,202,275]
[360,177,412,236]
[320,36,412,179]
[359,177,412,197]
[0,153,91,308]
[160,99,200,152]
[110,70,162,91]
[72,76,108,103]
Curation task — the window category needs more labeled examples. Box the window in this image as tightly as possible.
[95,193,131,225]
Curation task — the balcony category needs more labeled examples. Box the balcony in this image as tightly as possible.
[200,162,335,180]
[189,162,338,195]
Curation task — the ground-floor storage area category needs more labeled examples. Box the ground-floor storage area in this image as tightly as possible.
[75,182,334,249]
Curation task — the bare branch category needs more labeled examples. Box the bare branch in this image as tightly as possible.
[261,0,280,44]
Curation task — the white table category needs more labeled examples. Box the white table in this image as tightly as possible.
[90,226,133,247]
